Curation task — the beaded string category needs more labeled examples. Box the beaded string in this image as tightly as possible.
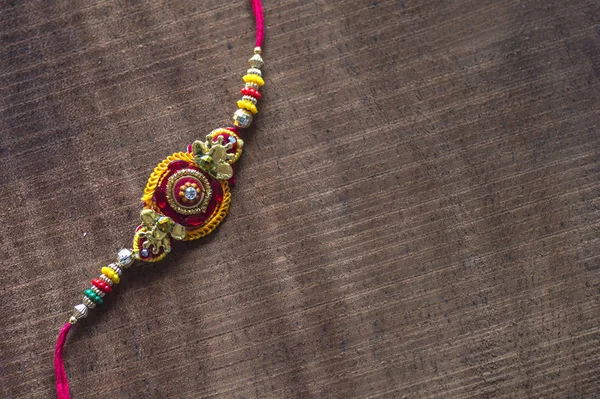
[54,1,265,398]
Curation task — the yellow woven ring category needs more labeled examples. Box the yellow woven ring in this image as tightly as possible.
[141,152,195,205]
[184,181,230,241]
[141,152,232,241]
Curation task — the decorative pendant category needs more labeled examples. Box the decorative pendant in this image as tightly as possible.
[54,13,266,393]
[134,127,243,261]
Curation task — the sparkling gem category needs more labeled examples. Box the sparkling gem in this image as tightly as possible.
[199,155,213,171]
[140,248,150,258]
[117,248,134,267]
[184,186,197,200]
[233,108,252,128]
[228,136,237,144]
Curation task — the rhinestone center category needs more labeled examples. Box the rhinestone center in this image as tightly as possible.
[165,169,212,214]
[184,186,198,200]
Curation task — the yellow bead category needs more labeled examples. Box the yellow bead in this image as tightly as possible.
[237,99,258,115]
[101,266,119,284]
[242,74,264,87]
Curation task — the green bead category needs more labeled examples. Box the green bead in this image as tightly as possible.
[84,288,103,305]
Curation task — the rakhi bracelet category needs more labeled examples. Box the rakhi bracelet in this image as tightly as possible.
[54,1,265,398]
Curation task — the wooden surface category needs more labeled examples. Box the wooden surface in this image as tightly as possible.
[1,1,599,398]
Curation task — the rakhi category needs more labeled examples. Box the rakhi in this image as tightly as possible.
[53,2,265,397]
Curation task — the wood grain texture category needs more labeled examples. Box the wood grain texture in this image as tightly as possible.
[0,1,599,398]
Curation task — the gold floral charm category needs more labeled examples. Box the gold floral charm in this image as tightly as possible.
[133,209,186,261]
[193,133,242,181]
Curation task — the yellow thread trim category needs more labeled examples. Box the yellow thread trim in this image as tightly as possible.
[184,181,231,241]
[141,152,195,205]
[141,154,231,242]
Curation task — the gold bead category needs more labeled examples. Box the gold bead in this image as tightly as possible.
[248,53,264,69]
[90,286,105,297]
[108,263,123,276]
[99,274,113,286]
[71,303,89,323]
[247,68,262,77]
[233,108,253,128]
[242,95,257,105]
[254,46,262,54]
[82,296,96,309]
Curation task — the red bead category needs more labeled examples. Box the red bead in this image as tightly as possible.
[240,87,261,100]
[92,278,112,293]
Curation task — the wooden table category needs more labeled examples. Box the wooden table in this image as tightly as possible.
[1,1,598,397]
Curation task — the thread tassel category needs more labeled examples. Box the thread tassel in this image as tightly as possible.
[54,322,72,399]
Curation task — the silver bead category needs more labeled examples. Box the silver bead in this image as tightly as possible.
[245,82,260,91]
[99,274,113,286]
[117,248,134,268]
[82,296,96,309]
[108,263,123,276]
[249,53,264,69]
[242,95,257,105]
[233,108,253,128]
[71,304,89,323]
[247,68,262,77]
[90,286,105,297]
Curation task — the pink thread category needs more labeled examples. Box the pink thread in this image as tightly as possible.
[250,0,264,48]
[54,3,263,398]
[54,322,72,399]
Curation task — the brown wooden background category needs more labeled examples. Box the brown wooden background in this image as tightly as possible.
[1,1,599,398]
